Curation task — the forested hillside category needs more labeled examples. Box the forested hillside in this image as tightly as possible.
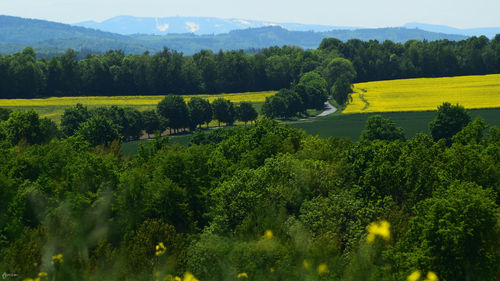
[125,26,469,54]
[0,15,128,43]
[0,15,469,56]
[0,104,499,281]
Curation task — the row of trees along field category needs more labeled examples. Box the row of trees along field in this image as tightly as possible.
[0,96,257,149]
[1,34,500,99]
[0,103,499,281]
[58,96,257,145]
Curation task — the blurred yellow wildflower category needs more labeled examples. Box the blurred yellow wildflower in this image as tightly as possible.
[407,270,422,281]
[22,272,48,281]
[51,253,63,264]
[155,242,167,256]
[317,263,328,275]
[366,220,391,243]
[183,272,199,281]
[424,271,439,281]
[264,229,273,239]
[303,260,310,270]
[270,267,275,272]
[175,277,181,281]
[237,272,249,278]
[407,270,438,281]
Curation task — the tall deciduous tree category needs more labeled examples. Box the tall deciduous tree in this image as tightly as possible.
[122,108,144,141]
[429,102,471,144]
[324,57,356,88]
[157,95,190,134]
[143,110,161,138]
[60,103,90,136]
[3,110,43,145]
[360,115,405,141]
[276,88,305,117]
[295,71,328,109]
[331,75,353,105]
[212,98,235,127]
[262,95,287,119]
[75,115,121,147]
[188,97,212,128]
[236,102,258,124]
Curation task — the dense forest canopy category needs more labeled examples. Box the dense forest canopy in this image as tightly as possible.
[1,34,500,99]
[0,104,499,281]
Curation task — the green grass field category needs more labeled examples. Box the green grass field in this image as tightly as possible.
[290,108,500,140]
[122,108,500,155]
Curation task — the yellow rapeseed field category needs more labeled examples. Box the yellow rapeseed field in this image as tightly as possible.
[343,74,500,113]
[0,91,276,122]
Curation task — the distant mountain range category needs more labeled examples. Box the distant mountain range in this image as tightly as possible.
[404,23,500,39]
[0,15,149,54]
[73,15,500,38]
[74,15,356,35]
[0,15,491,57]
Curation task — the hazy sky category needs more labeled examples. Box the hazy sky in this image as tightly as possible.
[1,0,498,28]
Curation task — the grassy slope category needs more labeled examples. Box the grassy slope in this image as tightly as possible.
[290,108,500,141]
[122,108,500,155]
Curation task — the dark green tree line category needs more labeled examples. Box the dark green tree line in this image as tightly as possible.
[3,35,500,99]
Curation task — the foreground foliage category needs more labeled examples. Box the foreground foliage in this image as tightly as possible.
[0,113,499,281]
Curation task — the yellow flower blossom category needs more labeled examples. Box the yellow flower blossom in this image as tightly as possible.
[237,272,249,279]
[183,272,199,281]
[264,230,273,239]
[155,242,167,256]
[407,270,422,281]
[51,253,63,264]
[23,272,48,281]
[424,271,439,281]
[317,263,328,275]
[366,220,391,243]
[270,267,275,272]
[303,259,310,270]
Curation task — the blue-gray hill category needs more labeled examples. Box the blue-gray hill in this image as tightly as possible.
[0,15,470,56]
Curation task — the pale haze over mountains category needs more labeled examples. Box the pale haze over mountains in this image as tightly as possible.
[74,16,500,38]
[74,16,357,35]
[0,14,498,56]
